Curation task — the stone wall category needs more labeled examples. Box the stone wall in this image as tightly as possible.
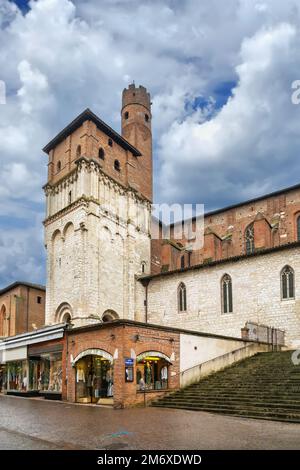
[44,158,151,327]
[145,245,300,347]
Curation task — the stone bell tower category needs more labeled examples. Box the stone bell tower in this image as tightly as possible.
[43,85,152,328]
[121,84,153,202]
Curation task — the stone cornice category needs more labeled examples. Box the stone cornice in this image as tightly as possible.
[43,197,89,226]
[44,156,151,207]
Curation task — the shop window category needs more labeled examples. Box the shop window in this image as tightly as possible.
[75,355,113,404]
[281,265,295,300]
[222,274,233,313]
[136,353,169,391]
[28,353,62,393]
[7,361,28,392]
[178,282,187,312]
[37,296,42,304]
[0,365,7,392]
[245,223,255,254]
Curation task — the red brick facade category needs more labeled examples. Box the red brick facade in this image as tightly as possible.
[65,322,180,408]
[0,283,45,338]
[151,185,300,273]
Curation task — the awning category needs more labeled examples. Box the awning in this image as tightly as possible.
[2,346,27,363]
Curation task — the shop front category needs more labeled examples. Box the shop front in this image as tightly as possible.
[66,321,180,408]
[0,364,6,393]
[73,349,113,405]
[28,342,63,400]
[136,351,170,391]
[0,324,66,399]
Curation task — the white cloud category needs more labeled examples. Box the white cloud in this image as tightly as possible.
[1,0,300,285]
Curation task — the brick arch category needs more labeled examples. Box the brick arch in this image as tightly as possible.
[72,348,113,366]
[136,350,172,363]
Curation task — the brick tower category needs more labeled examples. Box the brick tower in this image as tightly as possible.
[121,84,152,202]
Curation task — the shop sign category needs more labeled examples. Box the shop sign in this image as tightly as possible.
[124,358,134,366]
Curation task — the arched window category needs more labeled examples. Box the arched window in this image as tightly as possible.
[145,114,149,122]
[0,305,8,337]
[245,223,255,254]
[62,312,71,324]
[102,310,119,323]
[281,266,295,300]
[99,148,105,160]
[57,160,61,172]
[114,159,121,171]
[68,191,72,204]
[297,216,300,241]
[180,255,185,269]
[141,261,146,273]
[76,145,81,158]
[124,111,129,120]
[108,138,113,147]
[178,282,187,312]
[221,274,233,314]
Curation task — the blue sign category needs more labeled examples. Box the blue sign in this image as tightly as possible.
[125,358,134,366]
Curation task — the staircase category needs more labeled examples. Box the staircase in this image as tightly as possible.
[152,351,300,422]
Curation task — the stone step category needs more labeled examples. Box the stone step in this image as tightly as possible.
[156,398,300,410]
[152,351,300,422]
[152,403,300,423]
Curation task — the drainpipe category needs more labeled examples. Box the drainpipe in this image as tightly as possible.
[26,287,30,332]
[142,279,149,324]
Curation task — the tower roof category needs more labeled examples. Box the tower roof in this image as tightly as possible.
[43,108,142,156]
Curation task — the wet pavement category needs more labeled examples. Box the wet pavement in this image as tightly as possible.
[0,394,300,450]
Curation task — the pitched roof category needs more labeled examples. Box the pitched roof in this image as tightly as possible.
[42,108,142,157]
[140,240,300,282]
[0,281,46,296]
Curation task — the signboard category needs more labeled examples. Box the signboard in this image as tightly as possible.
[124,358,134,382]
[125,358,134,366]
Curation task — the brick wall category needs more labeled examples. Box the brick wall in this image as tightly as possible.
[65,323,180,408]
[151,186,300,273]
[0,285,45,337]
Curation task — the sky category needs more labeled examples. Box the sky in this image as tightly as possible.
[1,0,300,287]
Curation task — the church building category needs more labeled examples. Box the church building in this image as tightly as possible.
[0,84,299,407]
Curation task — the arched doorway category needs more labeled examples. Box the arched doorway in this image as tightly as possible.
[136,351,171,391]
[73,349,113,404]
